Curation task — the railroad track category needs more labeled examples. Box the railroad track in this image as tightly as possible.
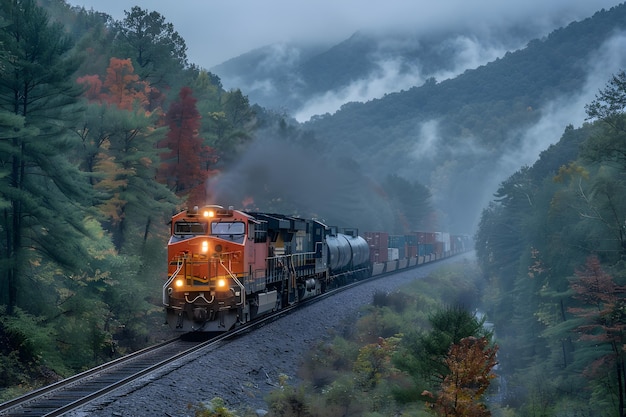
[0,336,212,417]
[0,290,333,417]
[0,253,465,416]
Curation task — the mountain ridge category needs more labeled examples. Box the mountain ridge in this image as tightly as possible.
[298,3,626,232]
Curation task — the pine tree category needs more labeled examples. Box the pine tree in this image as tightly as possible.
[113,6,188,88]
[393,306,490,403]
[0,0,93,313]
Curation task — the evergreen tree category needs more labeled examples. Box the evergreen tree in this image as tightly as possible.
[0,0,92,314]
[113,6,188,88]
[393,305,489,403]
[205,89,256,166]
[383,174,433,233]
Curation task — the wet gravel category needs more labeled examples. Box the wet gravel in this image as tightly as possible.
[65,255,470,417]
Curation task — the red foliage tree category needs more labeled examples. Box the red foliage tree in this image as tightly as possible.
[568,255,626,417]
[159,86,216,204]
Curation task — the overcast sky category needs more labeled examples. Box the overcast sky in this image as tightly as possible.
[66,0,623,69]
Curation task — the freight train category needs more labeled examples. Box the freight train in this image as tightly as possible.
[162,205,471,333]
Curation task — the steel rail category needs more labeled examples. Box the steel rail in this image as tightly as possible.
[0,251,468,416]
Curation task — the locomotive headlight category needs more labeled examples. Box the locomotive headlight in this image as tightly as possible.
[203,209,214,218]
[175,279,184,288]
[217,278,227,288]
[201,240,209,253]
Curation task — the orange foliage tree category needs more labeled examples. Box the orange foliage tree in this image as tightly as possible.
[102,57,148,110]
[76,57,172,249]
[424,336,498,417]
[77,57,159,112]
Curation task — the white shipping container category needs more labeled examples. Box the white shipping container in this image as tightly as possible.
[388,247,399,261]
[435,232,451,252]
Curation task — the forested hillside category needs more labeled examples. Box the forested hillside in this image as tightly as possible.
[305,3,626,233]
[0,0,263,398]
[213,22,559,120]
[474,73,626,416]
[2,1,626,414]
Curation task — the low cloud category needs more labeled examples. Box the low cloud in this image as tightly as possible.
[466,30,626,230]
[295,58,424,121]
[294,35,517,122]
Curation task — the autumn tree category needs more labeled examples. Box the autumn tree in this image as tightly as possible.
[353,336,399,390]
[424,336,498,417]
[393,306,490,403]
[159,86,216,205]
[568,255,626,417]
[76,57,175,251]
[102,57,149,110]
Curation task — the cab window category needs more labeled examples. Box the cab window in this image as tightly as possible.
[174,221,207,236]
[211,221,245,242]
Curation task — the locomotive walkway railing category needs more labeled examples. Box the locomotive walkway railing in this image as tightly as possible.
[163,258,185,306]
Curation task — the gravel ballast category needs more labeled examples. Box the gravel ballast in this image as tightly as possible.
[66,254,472,417]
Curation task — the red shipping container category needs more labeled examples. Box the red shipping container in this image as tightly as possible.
[364,231,389,263]
[434,241,444,256]
[415,231,437,245]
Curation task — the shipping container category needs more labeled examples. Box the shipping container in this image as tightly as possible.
[404,233,418,246]
[418,243,434,256]
[435,232,451,252]
[389,235,406,258]
[364,231,389,263]
[389,235,406,248]
[415,231,437,244]
[434,241,444,256]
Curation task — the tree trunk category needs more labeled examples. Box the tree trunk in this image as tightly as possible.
[143,216,151,243]
[618,365,624,417]
[615,342,624,417]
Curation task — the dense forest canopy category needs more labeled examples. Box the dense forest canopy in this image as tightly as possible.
[473,70,626,416]
[1,1,626,415]
[0,0,263,393]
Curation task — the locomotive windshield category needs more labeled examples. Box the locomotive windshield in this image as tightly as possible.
[174,221,207,236]
[211,221,245,242]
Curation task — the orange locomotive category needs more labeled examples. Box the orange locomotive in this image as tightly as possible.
[162,205,370,332]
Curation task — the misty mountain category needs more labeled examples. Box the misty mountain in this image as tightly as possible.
[211,26,540,121]
[300,4,626,234]
[210,4,626,236]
